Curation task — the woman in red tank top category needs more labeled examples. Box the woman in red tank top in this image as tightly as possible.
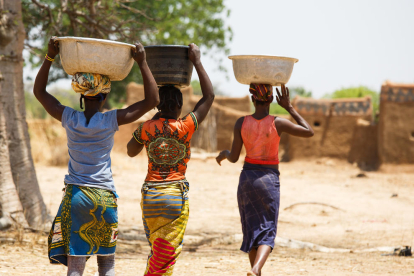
[216,84,314,276]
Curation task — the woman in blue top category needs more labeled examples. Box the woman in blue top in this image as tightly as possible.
[33,37,159,276]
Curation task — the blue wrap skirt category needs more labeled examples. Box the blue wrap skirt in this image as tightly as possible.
[237,163,280,253]
[48,184,118,265]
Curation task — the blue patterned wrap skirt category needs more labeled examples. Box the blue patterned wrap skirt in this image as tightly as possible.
[48,184,118,266]
[237,163,280,253]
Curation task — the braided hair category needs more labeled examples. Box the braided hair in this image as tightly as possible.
[157,85,183,112]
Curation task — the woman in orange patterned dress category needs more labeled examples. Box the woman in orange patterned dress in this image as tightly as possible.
[127,43,214,276]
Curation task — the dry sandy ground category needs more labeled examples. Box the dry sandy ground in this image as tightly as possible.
[1,154,414,275]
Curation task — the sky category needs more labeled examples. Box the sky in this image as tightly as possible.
[205,0,414,98]
[25,0,414,99]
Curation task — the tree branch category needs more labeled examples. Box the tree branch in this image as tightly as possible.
[66,10,114,35]
[119,3,154,20]
[24,43,42,58]
[30,0,62,36]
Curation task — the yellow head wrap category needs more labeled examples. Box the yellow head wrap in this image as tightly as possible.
[71,73,111,96]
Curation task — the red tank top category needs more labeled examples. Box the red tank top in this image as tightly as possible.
[241,115,280,165]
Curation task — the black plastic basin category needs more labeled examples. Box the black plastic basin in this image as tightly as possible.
[144,45,194,88]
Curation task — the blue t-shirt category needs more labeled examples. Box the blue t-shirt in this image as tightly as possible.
[61,107,119,192]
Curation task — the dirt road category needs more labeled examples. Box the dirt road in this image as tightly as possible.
[1,155,413,275]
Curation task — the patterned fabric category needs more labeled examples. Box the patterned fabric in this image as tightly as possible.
[141,181,189,276]
[241,115,280,165]
[71,73,111,96]
[133,112,198,182]
[237,163,280,253]
[249,83,273,102]
[48,184,118,266]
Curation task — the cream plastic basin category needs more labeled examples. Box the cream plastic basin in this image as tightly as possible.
[57,37,135,81]
[228,55,299,86]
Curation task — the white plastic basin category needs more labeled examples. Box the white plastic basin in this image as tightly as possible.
[57,37,135,81]
[228,55,299,86]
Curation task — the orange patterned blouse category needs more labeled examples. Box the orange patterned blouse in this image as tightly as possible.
[132,112,199,182]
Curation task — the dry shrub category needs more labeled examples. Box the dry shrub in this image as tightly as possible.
[27,119,69,166]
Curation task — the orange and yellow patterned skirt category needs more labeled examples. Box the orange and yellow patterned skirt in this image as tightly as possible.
[141,181,189,276]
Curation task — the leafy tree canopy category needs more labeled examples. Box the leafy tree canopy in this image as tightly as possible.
[324,86,379,115]
[22,0,232,106]
[288,86,312,98]
[326,86,377,99]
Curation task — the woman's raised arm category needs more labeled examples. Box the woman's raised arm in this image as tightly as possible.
[189,43,215,124]
[117,43,160,126]
[274,85,314,138]
[33,36,65,121]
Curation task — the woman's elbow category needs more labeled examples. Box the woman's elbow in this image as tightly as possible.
[146,90,160,108]
[127,145,137,157]
[127,149,134,157]
[33,88,40,99]
[147,98,160,109]
[153,96,160,107]
[208,94,215,102]
[201,93,215,103]
[228,156,239,163]
[306,129,314,138]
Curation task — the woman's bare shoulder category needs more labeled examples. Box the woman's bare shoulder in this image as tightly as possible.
[234,116,246,129]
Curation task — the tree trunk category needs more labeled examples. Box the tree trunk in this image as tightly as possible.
[0,84,27,229]
[0,0,49,228]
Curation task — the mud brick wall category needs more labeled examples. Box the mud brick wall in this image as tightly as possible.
[213,96,251,113]
[288,96,373,161]
[348,119,379,170]
[378,82,414,164]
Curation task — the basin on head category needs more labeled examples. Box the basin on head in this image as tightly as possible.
[57,37,135,81]
[228,55,299,86]
[144,45,193,88]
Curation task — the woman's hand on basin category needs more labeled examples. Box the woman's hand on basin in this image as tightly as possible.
[188,43,201,65]
[132,42,146,65]
[47,36,59,59]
